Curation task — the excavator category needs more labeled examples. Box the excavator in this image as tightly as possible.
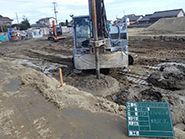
[71,0,133,77]
[48,21,66,41]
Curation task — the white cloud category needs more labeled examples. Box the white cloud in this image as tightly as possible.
[0,0,185,24]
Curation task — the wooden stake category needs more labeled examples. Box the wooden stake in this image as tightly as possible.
[58,68,65,87]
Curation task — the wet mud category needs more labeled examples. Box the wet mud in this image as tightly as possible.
[1,31,185,137]
[148,63,185,90]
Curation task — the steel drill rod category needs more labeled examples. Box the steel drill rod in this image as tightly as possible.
[91,0,100,79]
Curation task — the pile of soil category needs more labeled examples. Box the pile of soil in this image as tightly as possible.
[114,84,185,131]
[147,17,185,33]
[78,74,120,97]
[148,63,185,90]
[0,58,131,138]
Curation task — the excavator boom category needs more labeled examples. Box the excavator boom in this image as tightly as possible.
[88,0,108,38]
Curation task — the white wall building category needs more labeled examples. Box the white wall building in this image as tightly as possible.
[36,17,56,28]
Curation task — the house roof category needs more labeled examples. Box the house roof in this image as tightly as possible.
[150,8,184,19]
[0,17,13,21]
[139,14,153,22]
[31,24,41,27]
[37,17,56,22]
[127,14,143,22]
[116,14,143,23]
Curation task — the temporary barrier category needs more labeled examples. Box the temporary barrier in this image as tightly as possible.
[31,30,43,38]
[0,35,7,41]
[62,26,69,33]
[8,28,21,40]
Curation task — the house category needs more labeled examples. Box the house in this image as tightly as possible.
[32,17,56,28]
[115,14,143,25]
[150,8,184,23]
[139,9,185,24]
[0,17,13,26]
[127,14,143,24]
[31,23,42,29]
[139,14,153,23]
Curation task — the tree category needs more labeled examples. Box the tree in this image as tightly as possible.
[20,15,31,29]
[65,19,69,26]
[20,24,28,30]
[11,15,31,30]
[60,22,65,26]
[0,15,3,17]
[12,24,21,30]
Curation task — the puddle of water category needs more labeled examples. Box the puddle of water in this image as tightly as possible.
[43,64,67,74]
[3,79,20,92]
[12,59,67,74]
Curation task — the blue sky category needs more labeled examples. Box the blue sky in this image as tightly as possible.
[0,0,185,24]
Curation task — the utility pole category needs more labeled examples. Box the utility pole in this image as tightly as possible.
[52,1,58,23]
[15,12,19,24]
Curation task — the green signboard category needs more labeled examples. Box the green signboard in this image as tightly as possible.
[126,102,175,138]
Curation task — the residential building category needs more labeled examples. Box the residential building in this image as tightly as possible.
[150,8,184,22]
[139,9,185,24]
[139,14,153,23]
[127,14,143,24]
[0,17,13,26]
[115,14,143,25]
[32,17,56,28]
[31,23,42,29]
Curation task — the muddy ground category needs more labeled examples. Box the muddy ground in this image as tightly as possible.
[1,29,185,138]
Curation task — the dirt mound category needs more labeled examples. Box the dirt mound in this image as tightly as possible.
[0,58,133,139]
[148,63,185,90]
[114,85,162,105]
[78,74,120,97]
[147,17,185,33]
[114,84,185,130]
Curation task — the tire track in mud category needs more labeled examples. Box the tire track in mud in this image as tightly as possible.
[4,48,75,79]
[6,43,168,90]
[119,65,161,86]
[22,49,73,67]
[8,46,162,89]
